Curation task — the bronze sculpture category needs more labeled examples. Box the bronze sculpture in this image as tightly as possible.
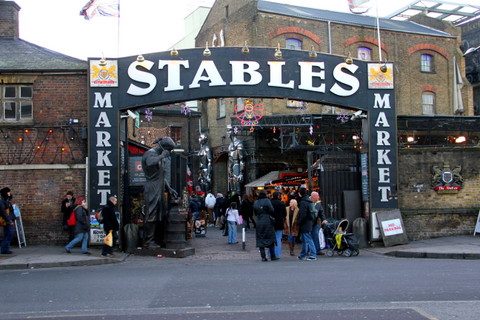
[142,136,178,248]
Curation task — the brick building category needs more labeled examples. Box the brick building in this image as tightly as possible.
[0,1,88,244]
[195,0,480,239]
[0,1,200,245]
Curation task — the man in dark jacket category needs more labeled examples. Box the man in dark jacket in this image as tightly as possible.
[101,196,119,257]
[297,187,317,261]
[271,191,286,258]
[0,187,15,254]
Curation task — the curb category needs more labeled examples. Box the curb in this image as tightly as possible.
[0,255,126,271]
[384,251,480,260]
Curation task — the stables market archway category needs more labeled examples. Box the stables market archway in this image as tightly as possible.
[87,46,398,244]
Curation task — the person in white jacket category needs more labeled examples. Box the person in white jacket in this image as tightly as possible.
[226,202,240,244]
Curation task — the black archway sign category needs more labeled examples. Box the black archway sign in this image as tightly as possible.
[87,47,398,213]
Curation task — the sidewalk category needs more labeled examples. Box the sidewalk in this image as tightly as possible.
[1,229,479,270]
[0,245,126,270]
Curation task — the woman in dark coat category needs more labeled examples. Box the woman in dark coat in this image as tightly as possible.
[101,196,119,257]
[253,191,277,261]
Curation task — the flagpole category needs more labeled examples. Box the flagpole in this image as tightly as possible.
[117,0,120,57]
[375,0,382,62]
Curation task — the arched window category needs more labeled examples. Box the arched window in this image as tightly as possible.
[357,47,372,61]
[286,38,302,50]
[421,54,434,73]
[422,92,435,115]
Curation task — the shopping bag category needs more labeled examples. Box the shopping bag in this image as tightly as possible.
[66,211,76,227]
[319,227,326,249]
[237,215,243,225]
[103,230,113,247]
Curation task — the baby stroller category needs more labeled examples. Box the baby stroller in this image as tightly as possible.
[193,210,207,237]
[323,219,359,257]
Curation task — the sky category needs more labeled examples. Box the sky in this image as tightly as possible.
[13,0,480,61]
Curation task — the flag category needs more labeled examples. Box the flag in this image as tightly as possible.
[80,0,120,20]
[348,0,370,14]
[453,56,464,114]
[219,29,225,47]
[212,33,217,47]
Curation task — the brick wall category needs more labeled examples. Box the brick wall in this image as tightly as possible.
[398,148,480,239]
[195,0,478,239]
[0,72,88,244]
[1,167,86,245]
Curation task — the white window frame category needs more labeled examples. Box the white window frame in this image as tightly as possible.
[217,98,226,119]
[422,92,435,115]
[1,84,33,122]
[421,54,434,73]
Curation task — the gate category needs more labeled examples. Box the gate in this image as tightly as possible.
[316,151,361,220]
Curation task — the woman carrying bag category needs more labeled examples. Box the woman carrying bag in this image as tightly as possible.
[101,196,119,257]
[64,196,90,254]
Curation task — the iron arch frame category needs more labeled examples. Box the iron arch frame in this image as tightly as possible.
[88,47,398,213]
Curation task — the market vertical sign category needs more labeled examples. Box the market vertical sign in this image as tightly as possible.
[367,63,398,209]
[88,59,119,210]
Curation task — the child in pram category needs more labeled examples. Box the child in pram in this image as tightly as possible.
[323,219,359,257]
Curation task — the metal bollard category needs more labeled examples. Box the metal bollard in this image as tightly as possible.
[242,227,246,250]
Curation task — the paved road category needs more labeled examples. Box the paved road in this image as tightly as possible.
[1,245,479,320]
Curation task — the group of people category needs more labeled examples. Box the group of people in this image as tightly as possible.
[188,191,257,243]
[61,191,119,257]
[190,186,327,262]
[253,188,327,262]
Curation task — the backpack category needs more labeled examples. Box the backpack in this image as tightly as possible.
[66,209,77,226]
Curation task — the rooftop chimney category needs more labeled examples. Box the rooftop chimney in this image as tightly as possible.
[0,1,21,38]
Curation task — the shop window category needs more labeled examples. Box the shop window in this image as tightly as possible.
[421,54,434,73]
[217,98,226,119]
[422,92,435,115]
[1,85,33,122]
[286,38,302,50]
[357,47,371,61]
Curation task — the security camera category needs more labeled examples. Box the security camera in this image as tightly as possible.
[351,110,367,120]
[127,110,137,120]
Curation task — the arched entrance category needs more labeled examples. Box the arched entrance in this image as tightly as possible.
[87,47,397,216]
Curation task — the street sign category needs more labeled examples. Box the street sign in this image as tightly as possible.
[376,209,409,247]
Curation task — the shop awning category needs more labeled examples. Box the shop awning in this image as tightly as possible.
[244,171,280,188]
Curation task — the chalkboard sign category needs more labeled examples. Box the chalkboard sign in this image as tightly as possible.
[13,205,26,248]
[474,211,480,236]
